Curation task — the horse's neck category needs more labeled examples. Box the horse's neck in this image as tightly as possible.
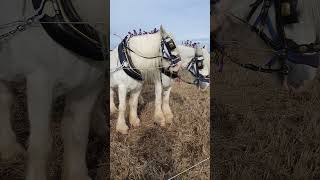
[300,0,320,41]
[128,33,162,57]
[178,45,195,67]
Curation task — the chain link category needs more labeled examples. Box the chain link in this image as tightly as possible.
[0,16,37,40]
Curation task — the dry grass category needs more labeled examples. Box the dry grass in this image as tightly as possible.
[212,24,320,179]
[0,79,209,180]
[110,82,210,179]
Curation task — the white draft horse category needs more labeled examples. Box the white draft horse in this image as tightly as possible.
[110,26,183,134]
[213,0,320,92]
[0,0,107,180]
[110,38,210,134]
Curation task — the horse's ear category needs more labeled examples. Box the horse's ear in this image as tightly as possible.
[203,45,206,48]
[195,47,203,56]
[160,25,166,35]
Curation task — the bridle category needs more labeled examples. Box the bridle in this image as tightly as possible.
[173,48,210,86]
[213,0,320,75]
[185,53,210,85]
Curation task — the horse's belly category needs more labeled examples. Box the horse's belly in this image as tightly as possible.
[110,70,143,91]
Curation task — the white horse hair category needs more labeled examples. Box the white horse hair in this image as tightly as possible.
[110,26,183,134]
[0,0,107,180]
[214,0,320,92]
[110,42,210,134]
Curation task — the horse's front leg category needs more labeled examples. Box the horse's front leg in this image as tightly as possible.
[0,82,25,160]
[116,85,129,134]
[110,88,118,114]
[129,88,142,128]
[62,89,100,180]
[26,71,53,180]
[154,80,166,127]
[162,86,173,124]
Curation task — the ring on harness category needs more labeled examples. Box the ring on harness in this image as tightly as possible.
[280,0,299,24]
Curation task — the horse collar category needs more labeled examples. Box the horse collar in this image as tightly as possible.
[117,36,144,81]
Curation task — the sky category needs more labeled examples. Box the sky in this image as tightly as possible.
[110,0,210,49]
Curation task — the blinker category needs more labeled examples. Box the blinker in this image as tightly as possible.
[164,37,176,51]
[196,56,204,69]
[280,0,299,24]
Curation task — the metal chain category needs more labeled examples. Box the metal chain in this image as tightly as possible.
[0,15,38,40]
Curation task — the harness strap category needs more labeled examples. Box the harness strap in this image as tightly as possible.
[247,0,264,21]
[161,67,179,78]
[118,37,143,81]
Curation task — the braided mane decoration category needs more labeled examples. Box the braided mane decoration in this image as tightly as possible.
[127,28,159,37]
[181,40,205,48]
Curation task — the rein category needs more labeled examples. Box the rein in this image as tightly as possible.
[213,38,289,74]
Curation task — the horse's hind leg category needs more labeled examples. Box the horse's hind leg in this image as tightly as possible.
[129,88,141,128]
[62,90,99,180]
[26,72,53,180]
[162,86,173,125]
[0,82,24,160]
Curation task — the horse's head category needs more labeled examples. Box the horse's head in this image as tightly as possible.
[160,26,181,59]
[178,45,210,90]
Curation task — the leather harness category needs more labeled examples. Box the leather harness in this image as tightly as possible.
[32,0,107,61]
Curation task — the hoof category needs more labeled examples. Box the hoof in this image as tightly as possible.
[164,113,173,125]
[130,117,141,128]
[116,124,129,135]
[154,114,166,127]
